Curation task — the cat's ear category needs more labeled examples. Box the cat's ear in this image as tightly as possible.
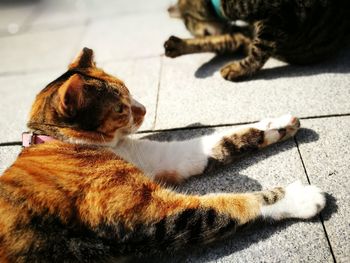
[58,74,84,117]
[69,47,96,69]
[168,4,181,18]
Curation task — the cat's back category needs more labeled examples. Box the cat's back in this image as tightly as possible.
[0,142,142,262]
[0,141,130,194]
[0,141,139,218]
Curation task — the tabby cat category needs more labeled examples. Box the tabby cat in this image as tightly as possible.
[164,0,350,81]
[0,48,325,262]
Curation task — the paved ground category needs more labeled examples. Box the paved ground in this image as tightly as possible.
[0,1,349,262]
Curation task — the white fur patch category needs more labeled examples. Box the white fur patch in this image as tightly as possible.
[112,114,300,181]
[261,181,326,220]
[254,114,297,131]
[113,137,210,179]
[263,129,281,145]
[254,114,300,144]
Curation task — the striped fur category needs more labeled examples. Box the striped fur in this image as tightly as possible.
[165,0,350,81]
[0,48,325,262]
[0,143,288,261]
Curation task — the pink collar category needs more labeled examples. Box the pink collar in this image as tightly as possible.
[22,132,56,147]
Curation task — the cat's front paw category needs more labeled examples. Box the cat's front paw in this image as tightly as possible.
[164,36,185,58]
[280,181,326,219]
[261,181,326,220]
[256,114,301,145]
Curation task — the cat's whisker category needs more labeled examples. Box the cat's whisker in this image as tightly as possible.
[100,133,107,145]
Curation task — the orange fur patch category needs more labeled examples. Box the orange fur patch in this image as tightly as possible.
[200,193,261,224]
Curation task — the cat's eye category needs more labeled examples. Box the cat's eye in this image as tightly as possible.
[114,104,123,113]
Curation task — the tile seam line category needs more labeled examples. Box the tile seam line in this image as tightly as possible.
[300,113,350,120]
[148,113,350,133]
[152,55,164,130]
[2,113,350,145]
[294,137,337,263]
[0,142,22,147]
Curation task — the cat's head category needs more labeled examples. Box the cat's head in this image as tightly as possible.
[168,0,228,37]
[28,48,146,146]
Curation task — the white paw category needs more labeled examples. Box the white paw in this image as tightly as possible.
[256,114,300,131]
[261,181,326,220]
[255,114,301,144]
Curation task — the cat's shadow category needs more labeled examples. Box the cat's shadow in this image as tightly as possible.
[137,125,338,262]
[195,48,350,81]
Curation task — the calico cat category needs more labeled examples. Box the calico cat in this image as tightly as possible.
[0,48,325,262]
[164,0,350,81]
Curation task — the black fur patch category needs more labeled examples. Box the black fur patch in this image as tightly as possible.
[9,208,239,261]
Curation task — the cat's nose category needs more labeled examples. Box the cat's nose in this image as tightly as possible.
[203,29,210,36]
[132,105,146,117]
[131,98,146,116]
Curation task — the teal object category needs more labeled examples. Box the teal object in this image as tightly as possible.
[211,0,226,20]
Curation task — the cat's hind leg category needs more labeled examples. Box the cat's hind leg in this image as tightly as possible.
[220,21,275,81]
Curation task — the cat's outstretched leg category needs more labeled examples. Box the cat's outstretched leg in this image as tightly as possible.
[83,177,325,256]
[164,34,251,58]
[206,114,299,171]
[114,114,300,185]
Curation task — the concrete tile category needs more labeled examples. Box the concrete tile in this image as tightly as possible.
[85,0,174,18]
[81,13,189,62]
[156,50,350,129]
[29,0,89,30]
[10,0,173,31]
[0,2,36,36]
[0,70,62,143]
[0,146,21,175]
[0,26,85,73]
[297,116,350,262]
[137,126,332,262]
[102,57,161,131]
